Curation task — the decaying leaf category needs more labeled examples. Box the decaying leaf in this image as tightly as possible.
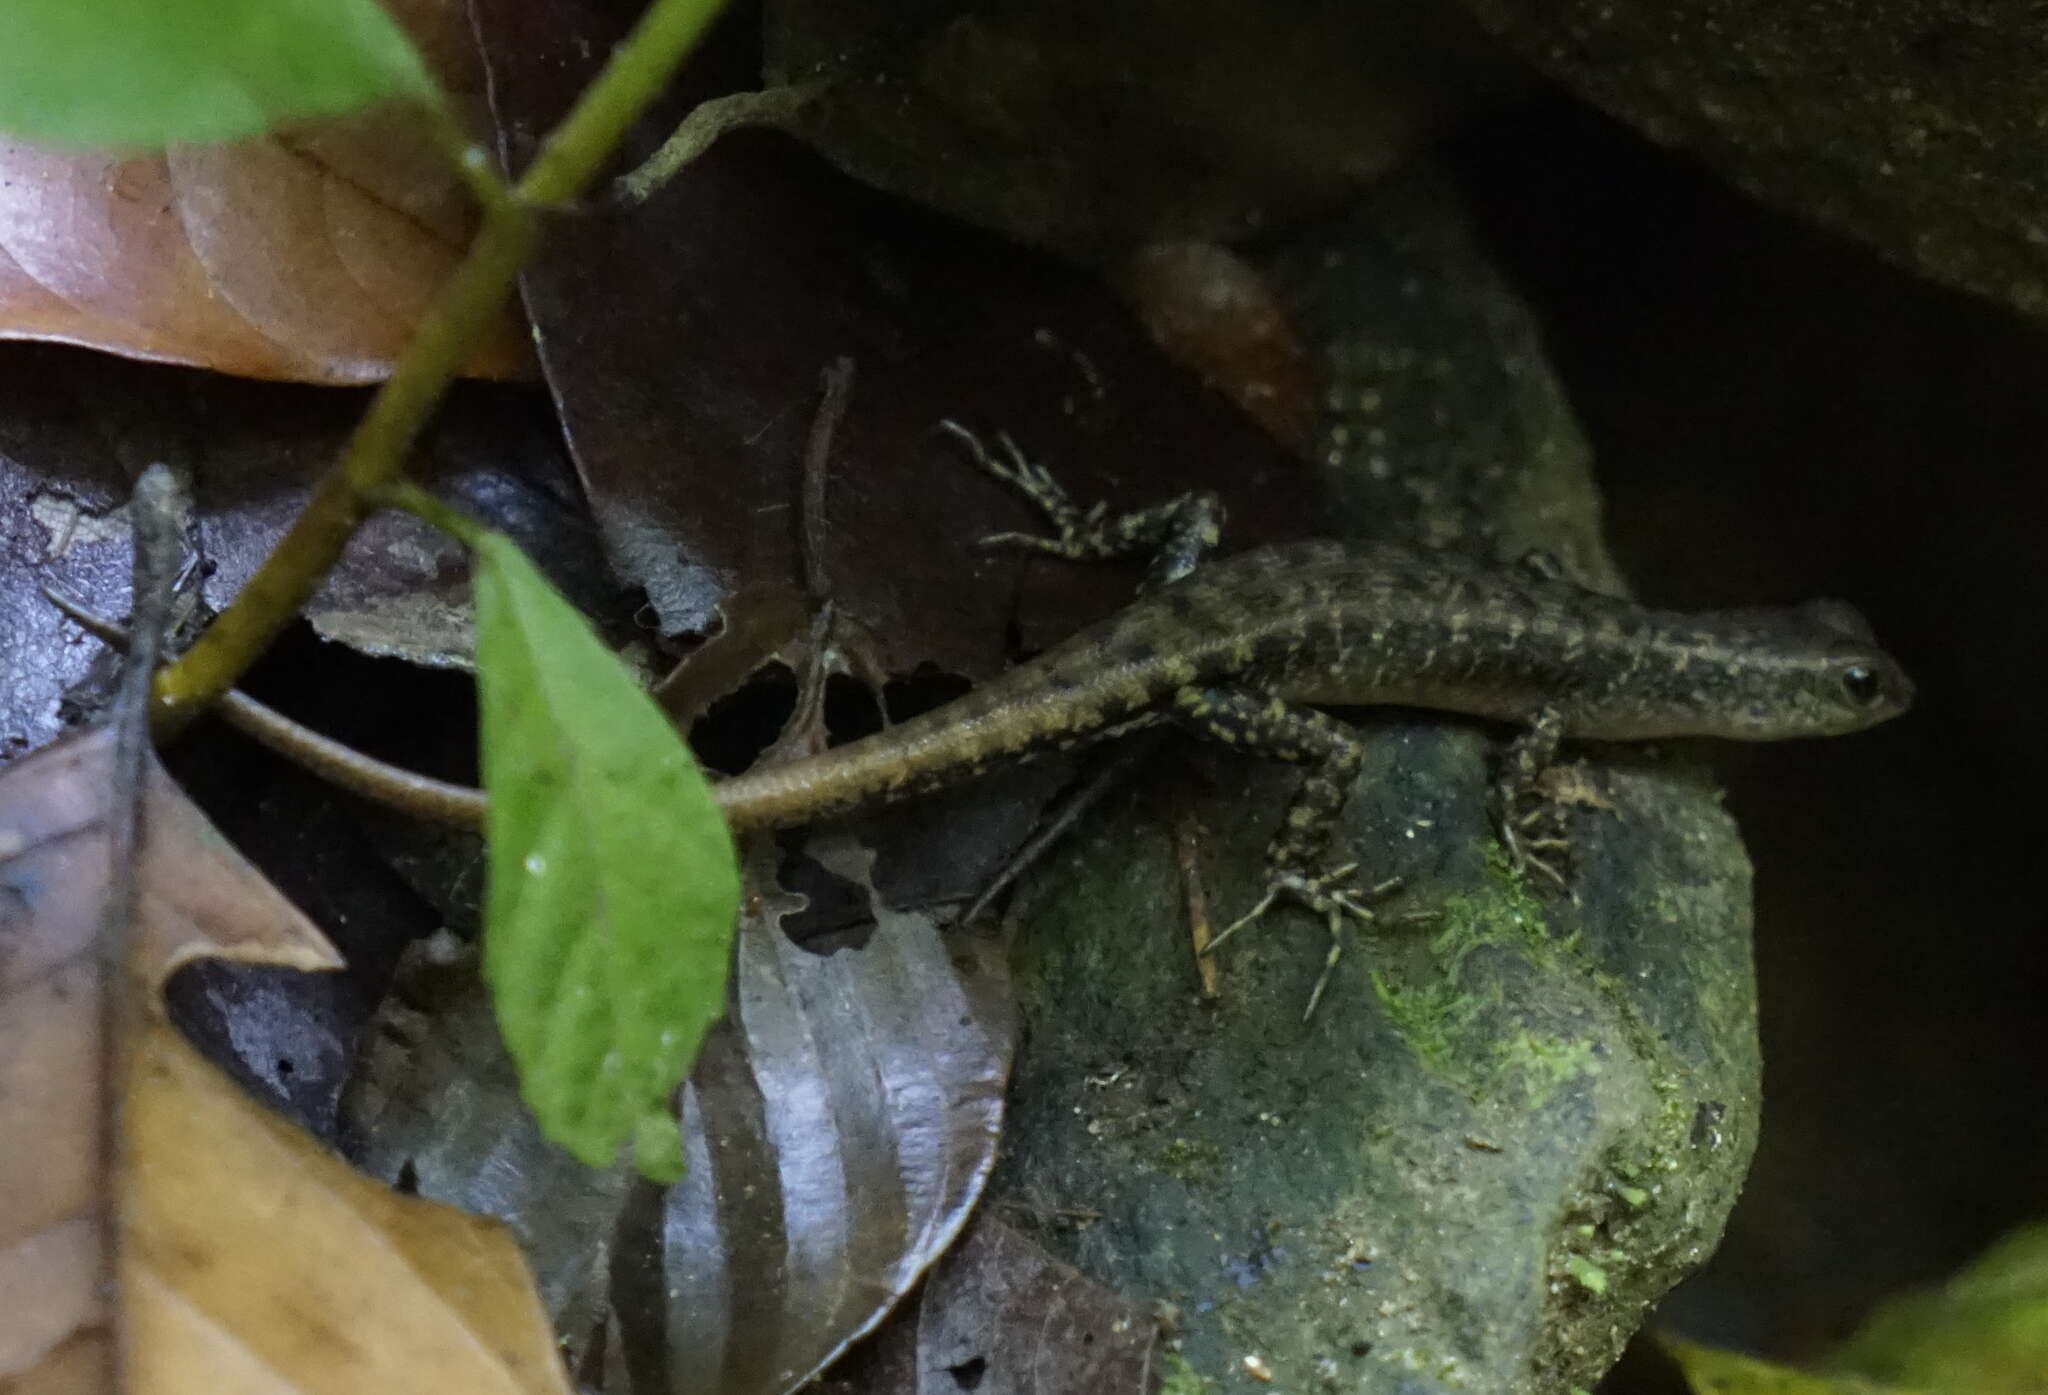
[0,727,571,1393]
[470,0,1316,671]
[1,348,601,761]
[834,1217,1164,1395]
[0,0,526,383]
[347,831,1017,1395]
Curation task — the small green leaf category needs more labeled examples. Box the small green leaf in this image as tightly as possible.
[472,532,738,1180]
[1662,1337,1919,1395]
[0,0,434,148]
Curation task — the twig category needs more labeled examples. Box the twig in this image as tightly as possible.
[1174,807,1222,1000]
[799,357,855,606]
[45,590,488,831]
[610,83,824,206]
[962,731,1168,924]
[99,463,188,1381]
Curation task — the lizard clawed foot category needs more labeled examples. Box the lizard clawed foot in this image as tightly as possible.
[1497,792,1574,892]
[936,419,1100,553]
[1494,707,1580,895]
[938,419,1222,588]
[1211,864,1408,1021]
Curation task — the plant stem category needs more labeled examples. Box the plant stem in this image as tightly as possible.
[383,481,488,546]
[152,0,731,732]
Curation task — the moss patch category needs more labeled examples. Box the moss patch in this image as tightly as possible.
[1367,842,1598,1103]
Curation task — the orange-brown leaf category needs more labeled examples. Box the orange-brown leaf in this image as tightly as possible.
[0,0,528,384]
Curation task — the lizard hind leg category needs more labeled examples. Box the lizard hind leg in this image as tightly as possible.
[1495,706,1575,891]
[1171,685,1404,1020]
[937,419,1223,589]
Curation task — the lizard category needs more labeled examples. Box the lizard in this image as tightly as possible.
[92,424,1915,1011]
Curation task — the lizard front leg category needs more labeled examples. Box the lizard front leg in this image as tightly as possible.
[1170,685,1403,1019]
[938,419,1223,589]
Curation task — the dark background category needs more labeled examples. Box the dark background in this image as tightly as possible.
[1445,91,2048,1360]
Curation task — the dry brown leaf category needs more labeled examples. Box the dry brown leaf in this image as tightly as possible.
[0,0,528,384]
[0,727,570,1393]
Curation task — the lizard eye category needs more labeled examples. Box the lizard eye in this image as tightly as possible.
[1841,664,1883,705]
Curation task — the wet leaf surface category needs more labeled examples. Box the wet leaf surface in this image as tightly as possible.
[0,0,430,148]
[1828,1221,2048,1393]
[827,1217,1163,1395]
[473,0,1316,669]
[0,347,608,760]
[348,831,1016,1395]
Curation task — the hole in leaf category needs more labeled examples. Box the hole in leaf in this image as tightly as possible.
[823,673,883,744]
[883,664,974,723]
[773,836,876,954]
[238,622,480,785]
[947,1356,988,1390]
[690,663,796,774]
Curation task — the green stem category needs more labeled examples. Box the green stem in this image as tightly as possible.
[153,0,731,731]
[383,481,488,546]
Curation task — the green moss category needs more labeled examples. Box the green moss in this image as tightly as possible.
[1369,968,1499,1076]
[1157,1352,1211,1395]
[1479,840,1551,932]
[1565,1254,1609,1295]
[1154,1136,1225,1186]
[1494,1029,1601,1108]
[1366,853,1596,1097]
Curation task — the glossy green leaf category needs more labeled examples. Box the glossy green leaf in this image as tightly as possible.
[0,0,434,148]
[472,532,738,1182]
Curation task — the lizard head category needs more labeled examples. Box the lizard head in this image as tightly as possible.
[1689,599,1914,739]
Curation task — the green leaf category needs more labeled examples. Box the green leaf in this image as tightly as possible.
[1662,1338,1920,1395]
[0,0,434,149]
[1831,1222,2048,1394]
[472,532,738,1182]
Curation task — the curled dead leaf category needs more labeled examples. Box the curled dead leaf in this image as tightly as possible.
[0,728,569,1393]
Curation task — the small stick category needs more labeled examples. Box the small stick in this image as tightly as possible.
[961,731,1166,924]
[100,463,189,1384]
[799,358,855,607]
[1174,808,1222,1001]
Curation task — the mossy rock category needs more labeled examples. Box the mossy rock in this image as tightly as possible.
[987,169,1761,1393]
